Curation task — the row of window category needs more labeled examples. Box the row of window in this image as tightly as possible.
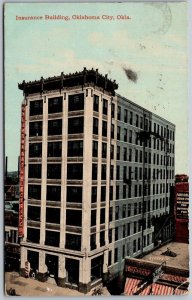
[30,94,84,116]
[116,146,174,167]
[115,105,175,141]
[112,183,172,200]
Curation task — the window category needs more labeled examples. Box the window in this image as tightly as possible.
[66,209,82,226]
[102,143,107,158]
[124,109,128,122]
[111,124,114,139]
[91,210,96,226]
[28,185,41,200]
[101,186,106,202]
[46,208,60,224]
[115,206,119,219]
[116,165,120,180]
[111,145,114,159]
[135,149,138,162]
[48,119,62,135]
[135,167,138,180]
[68,117,84,134]
[103,99,108,115]
[47,185,61,201]
[28,205,40,221]
[68,93,84,111]
[65,233,81,251]
[124,128,127,142]
[117,126,121,140]
[108,251,112,265]
[127,204,131,217]
[92,164,97,180]
[28,164,41,178]
[47,164,61,179]
[140,117,143,129]
[30,100,43,116]
[100,208,105,224]
[48,142,62,157]
[130,112,133,125]
[45,230,60,247]
[114,248,118,262]
[91,187,97,203]
[123,204,126,218]
[93,118,99,135]
[116,146,120,160]
[110,186,113,200]
[134,203,137,215]
[133,240,137,252]
[115,227,119,241]
[27,228,40,244]
[127,223,130,235]
[91,234,96,250]
[67,186,82,203]
[68,140,83,157]
[110,165,114,180]
[111,103,115,118]
[117,106,121,120]
[29,143,42,158]
[136,114,139,127]
[93,95,99,112]
[48,97,62,114]
[116,186,119,199]
[129,130,132,143]
[133,221,137,234]
[123,185,127,198]
[102,121,107,137]
[101,165,107,180]
[109,207,113,222]
[67,163,83,180]
[29,121,42,137]
[100,231,105,246]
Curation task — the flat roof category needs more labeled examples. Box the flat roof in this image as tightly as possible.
[141,242,189,270]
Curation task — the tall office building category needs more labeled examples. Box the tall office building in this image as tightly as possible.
[18,68,175,293]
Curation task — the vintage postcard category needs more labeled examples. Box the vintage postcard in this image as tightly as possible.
[4,1,189,296]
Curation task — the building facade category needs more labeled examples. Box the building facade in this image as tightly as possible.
[174,174,189,243]
[18,69,175,293]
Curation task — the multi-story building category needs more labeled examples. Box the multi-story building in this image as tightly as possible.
[18,68,175,293]
[174,174,189,243]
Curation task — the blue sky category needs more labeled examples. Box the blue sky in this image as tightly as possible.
[4,2,188,173]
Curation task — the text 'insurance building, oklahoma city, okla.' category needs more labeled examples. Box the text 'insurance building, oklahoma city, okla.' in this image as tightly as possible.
[18,68,175,293]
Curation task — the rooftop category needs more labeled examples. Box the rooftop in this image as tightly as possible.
[141,242,189,270]
[18,68,118,96]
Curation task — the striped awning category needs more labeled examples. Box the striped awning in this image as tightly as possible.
[150,283,173,295]
[174,289,187,295]
[124,278,141,295]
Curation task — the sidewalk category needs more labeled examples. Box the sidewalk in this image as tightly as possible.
[5,272,85,296]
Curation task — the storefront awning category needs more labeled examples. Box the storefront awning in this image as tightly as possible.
[124,278,141,295]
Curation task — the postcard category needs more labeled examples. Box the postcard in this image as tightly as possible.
[4,2,189,296]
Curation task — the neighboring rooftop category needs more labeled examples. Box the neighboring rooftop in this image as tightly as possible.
[141,242,189,270]
[18,68,118,96]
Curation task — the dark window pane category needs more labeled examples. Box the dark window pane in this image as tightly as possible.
[28,205,40,221]
[68,140,83,157]
[93,95,99,112]
[48,119,62,136]
[28,185,41,200]
[68,117,84,134]
[67,164,83,180]
[48,97,63,114]
[66,209,82,227]
[65,233,81,251]
[45,230,60,247]
[27,228,40,244]
[30,100,43,116]
[93,118,98,135]
[67,186,82,203]
[29,121,42,137]
[28,164,41,178]
[29,143,42,157]
[47,164,61,179]
[68,93,84,111]
[48,142,62,157]
[47,185,61,201]
[46,208,60,224]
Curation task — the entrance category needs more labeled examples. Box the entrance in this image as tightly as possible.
[45,254,58,281]
[65,258,79,284]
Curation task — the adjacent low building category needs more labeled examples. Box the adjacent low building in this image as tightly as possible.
[18,68,175,293]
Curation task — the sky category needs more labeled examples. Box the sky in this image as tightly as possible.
[4,2,188,173]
